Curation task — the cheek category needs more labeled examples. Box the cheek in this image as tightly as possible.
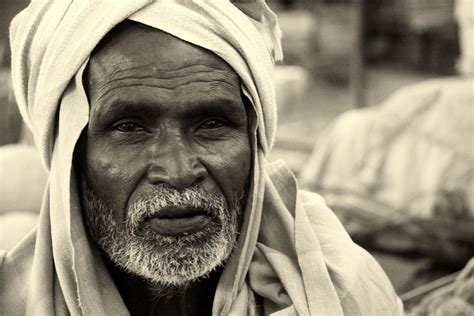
[84,141,144,219]
[227,147,251,185]
[203,138,251,205]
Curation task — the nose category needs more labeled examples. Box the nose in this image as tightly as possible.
[146,133,207,189]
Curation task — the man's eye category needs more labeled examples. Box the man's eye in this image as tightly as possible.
[199,119,225,129]
[114,122,145,133]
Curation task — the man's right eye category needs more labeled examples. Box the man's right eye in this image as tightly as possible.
[113,122,146,133]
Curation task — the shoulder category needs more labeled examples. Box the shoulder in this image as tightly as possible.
[297,189,349,236]
[262,161,403,313]
[297,190,403,314]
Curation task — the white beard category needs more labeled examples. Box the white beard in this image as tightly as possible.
[81,180,241,287]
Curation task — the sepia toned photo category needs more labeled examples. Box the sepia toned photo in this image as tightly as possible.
[0,0,472,315]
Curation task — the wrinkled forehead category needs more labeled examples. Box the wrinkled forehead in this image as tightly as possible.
[86,20,241,96]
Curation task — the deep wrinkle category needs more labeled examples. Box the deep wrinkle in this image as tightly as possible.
[94,69,239,105]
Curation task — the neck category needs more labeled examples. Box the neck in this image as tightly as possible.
[104,257,222,316]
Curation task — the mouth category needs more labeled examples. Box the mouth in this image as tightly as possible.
[143,207,213,236]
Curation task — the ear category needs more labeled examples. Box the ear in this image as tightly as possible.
[231,0,283,62]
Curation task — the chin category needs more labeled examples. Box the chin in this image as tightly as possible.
[109,222,237,287]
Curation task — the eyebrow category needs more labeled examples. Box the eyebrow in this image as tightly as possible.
[93,95,245,123]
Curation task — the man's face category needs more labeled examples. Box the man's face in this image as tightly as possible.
[76,22,251,286]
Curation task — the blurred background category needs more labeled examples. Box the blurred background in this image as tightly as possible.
[1,0,473,313]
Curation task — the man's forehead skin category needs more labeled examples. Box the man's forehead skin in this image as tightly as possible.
[86,21,241,110]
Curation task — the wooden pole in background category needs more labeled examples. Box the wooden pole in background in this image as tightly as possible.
[351,0,367,108]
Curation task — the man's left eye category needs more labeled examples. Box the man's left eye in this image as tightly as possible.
[114,122,145,133]
[199,119,225,129]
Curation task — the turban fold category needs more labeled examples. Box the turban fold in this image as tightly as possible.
[2,1,402,315]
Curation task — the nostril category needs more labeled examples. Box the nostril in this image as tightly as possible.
[192,167,207,185]
[195,174,206,184]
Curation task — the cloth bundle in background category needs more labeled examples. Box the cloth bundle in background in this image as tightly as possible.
[409,259,474,314]
[1,1,401,315]
[301,78,474,220]
[300,78,474,261]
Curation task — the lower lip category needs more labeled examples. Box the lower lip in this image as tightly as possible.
[145,215,211,236]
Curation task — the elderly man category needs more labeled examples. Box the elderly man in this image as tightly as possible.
[1,1,402,315]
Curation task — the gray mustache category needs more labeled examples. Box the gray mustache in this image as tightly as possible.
[127,185,227,227]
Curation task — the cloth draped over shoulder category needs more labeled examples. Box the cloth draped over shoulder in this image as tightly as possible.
[1,1,402,315]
